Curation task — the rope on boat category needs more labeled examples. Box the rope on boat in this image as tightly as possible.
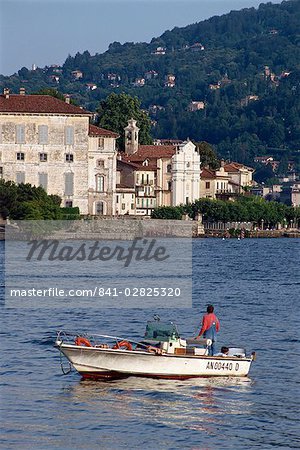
[59,345,72,375]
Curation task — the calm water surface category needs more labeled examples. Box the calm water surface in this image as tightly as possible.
[0,239,299,449]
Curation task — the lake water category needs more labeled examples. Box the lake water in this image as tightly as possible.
[0,238,299,449]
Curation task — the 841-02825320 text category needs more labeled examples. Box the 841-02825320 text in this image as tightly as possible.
[98,287,181,297]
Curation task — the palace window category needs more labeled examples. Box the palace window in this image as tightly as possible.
[96,175,104,192]
[38,125,48,144]
[39,153,48,162]
[16,152,25,161]
[97,159,105,169]
[65,126,74,145]
[98,138,105,148]
[0,167,3,179]
[64,172,74,195]
[39,173,48,190]
[206,182,210,189]
[15,124,25,144]
[65,200,73,207]
[167,164,172,173]
[65,153,74,162]
[16,172,25,184]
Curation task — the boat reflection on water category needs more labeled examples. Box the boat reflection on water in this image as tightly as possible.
[59,376,254,434]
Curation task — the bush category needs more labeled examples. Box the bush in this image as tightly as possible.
[151,206,184,220]
[60,206,80,220]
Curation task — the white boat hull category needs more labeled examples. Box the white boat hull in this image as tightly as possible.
[59,344,253,380]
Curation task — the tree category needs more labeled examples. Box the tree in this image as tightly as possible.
[33,88,65,101]
[0,180,62,220]
[151,206,184,220]
[33,88,77,105]
[195,141,220,169]
[96,93,153,150]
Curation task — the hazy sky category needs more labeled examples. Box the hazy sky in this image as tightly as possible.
[0,0,282,76]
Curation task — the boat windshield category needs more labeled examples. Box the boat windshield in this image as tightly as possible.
[144,320,179,341]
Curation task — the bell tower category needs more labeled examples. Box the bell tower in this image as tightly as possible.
[124,118,139,154]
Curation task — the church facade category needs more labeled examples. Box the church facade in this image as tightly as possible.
[117,118,201,214]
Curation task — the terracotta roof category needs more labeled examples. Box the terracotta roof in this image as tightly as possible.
[224,162,243,173]
[117,159,141,170]
[123,145,176,161]
[117,159,157,171]
[89,124,119,138]
[0,94,91,115]
[201,168,215,179]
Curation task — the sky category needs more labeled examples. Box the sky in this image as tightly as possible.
[0,0,282,76]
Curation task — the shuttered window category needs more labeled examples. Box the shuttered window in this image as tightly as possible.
[96,175,104,192]
[16,172,25,184]
[16,124,25,144]
[39,173,48,190]
[38,125,48,144]
[65,126,74,145]
[64,172,74,195]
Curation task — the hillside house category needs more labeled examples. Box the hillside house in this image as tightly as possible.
[71,70,83,80]
[133,78,145,87]
[188,101,205,112]
[153,47,166,55]
[165,74,176,88]
[144,70,158,80]
[240,95,259,107]
[86,83,97,91]
[190,43,205,51]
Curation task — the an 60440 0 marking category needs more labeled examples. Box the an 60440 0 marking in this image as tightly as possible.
[206,361,240,371]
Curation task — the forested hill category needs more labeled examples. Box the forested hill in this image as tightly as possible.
[1,0,300,166]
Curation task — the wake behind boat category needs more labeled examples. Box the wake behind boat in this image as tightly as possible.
[55,318,256,380]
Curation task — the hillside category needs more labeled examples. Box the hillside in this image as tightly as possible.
[1,0,300,168]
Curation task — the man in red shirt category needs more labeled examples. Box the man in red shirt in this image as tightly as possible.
[196,304,220,355]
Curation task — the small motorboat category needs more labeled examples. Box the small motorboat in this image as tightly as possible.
[55,318,256,380]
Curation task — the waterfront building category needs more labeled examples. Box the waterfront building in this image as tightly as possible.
[117,119,201,214]
[200,163,234,200]
[224,161,254,193]
[0,88,118,215]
